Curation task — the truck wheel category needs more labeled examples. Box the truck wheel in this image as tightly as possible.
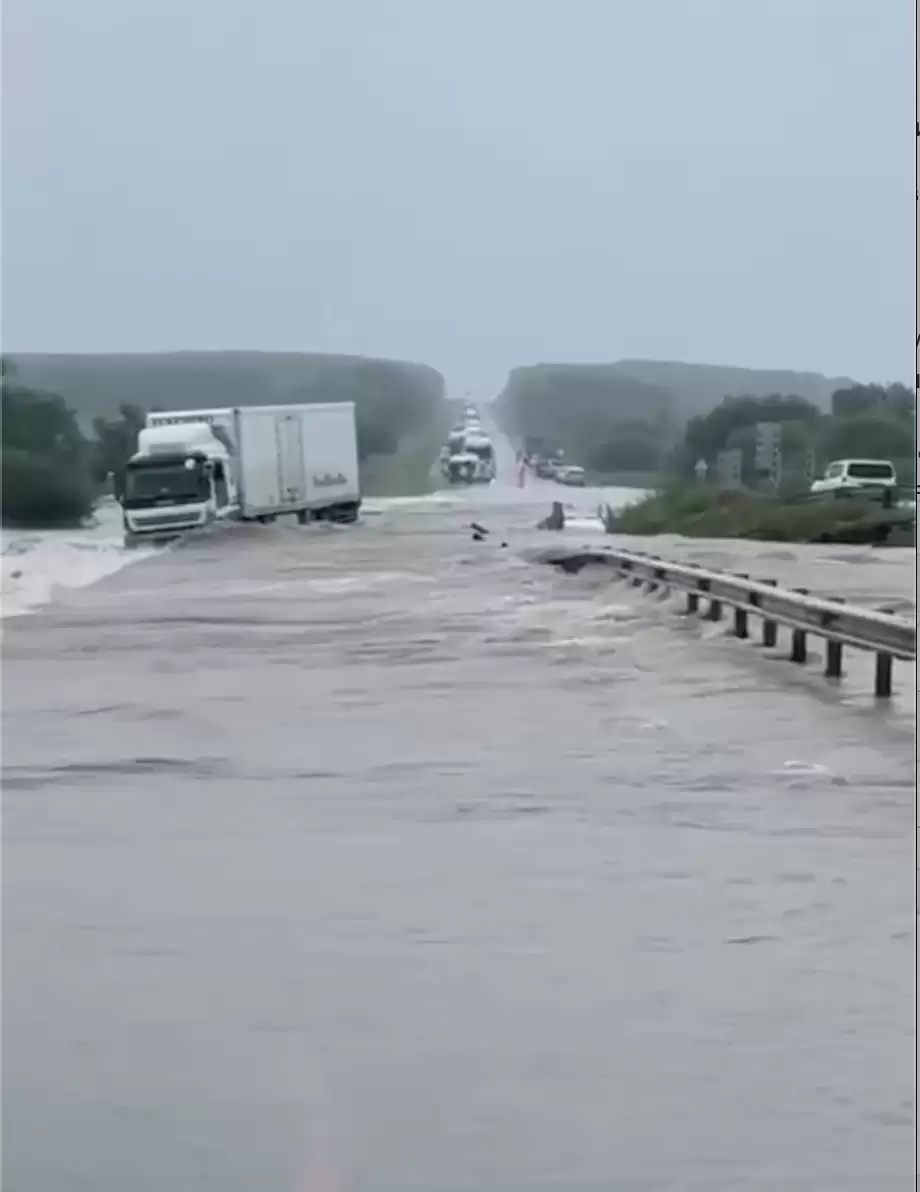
[338,503,359,524]
[123,533,139,551]
[296,509,310,525]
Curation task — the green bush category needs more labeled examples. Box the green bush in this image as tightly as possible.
[2,362,97,527]
[2,448,95,528]
[608,485,911,544]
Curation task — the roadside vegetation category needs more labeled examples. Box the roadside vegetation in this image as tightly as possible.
[667,385,916,492]
[604,486,914,546]
[603,383,916,544]
[496,366,915,506]
[1,359,97,528]
[360,404,452,497]
[494,363,677,476]
[499,364,914,544]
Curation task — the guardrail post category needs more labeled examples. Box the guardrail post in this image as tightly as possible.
[704,578,723,621]
[689,578,709,615]
[733,574,749,638]
[824,597,845,679]
[758,579,778,647]
[651,566,668,598]
[790,627,807,663]
[875,608,895,697]
[790,589,809,663]
[875,653,893,698]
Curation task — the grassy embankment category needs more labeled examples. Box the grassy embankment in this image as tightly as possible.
[603,486,915,546]
[584,470,660,490]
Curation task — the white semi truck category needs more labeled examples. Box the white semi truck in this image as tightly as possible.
[440,427,496,484]
[120,402,361,546]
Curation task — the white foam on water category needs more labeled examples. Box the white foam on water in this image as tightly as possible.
[361,491,465,514]
[1,504,156,619]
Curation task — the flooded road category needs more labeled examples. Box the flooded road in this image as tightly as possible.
[3,481,915,1191]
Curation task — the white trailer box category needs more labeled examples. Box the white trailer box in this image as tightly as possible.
[234,402,361,523]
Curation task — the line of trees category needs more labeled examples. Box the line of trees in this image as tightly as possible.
[494,363,677,474]
[669,383,916,491]
[1,364,149,527]
[493,364,916,489]
[2,358,97,527]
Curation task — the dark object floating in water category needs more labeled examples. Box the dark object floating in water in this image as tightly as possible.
[537,502,565,531]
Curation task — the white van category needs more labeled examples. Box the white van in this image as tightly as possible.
[810,458,896,495]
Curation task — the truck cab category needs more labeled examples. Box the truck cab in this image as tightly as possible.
[463,434,496,482]
[121,423,237,545]
[447,452,478,484]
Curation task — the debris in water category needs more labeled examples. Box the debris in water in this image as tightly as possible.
[537,502,565,531]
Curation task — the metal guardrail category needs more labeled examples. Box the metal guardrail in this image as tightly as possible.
[542,544,916,697]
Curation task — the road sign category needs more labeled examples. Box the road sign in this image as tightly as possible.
[755,422,783,485]
[716,448,743,489]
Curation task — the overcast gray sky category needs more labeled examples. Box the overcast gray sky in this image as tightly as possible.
[2,0,913,397]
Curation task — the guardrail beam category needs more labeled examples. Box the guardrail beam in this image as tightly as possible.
[545,542,915,698]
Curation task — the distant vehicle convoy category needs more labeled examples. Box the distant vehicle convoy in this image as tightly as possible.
[439,403,496,484]
[120,402,361,546]
[521,447,589,486]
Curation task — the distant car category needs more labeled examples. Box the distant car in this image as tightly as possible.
[534,458,556,479]
[810,458,897,495]
[556,465,586,487]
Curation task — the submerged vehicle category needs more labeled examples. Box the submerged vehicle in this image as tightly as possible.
[121,403,361,546]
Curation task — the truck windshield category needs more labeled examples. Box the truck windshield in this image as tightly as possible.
[468,443,494,461]
[123,464,209,506]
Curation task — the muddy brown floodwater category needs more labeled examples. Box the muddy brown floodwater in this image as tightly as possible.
[2,482,915,1191]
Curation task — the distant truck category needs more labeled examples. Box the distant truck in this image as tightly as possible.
[446,452,478,484]
[463,433,496,482]
[120,403,361,546]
